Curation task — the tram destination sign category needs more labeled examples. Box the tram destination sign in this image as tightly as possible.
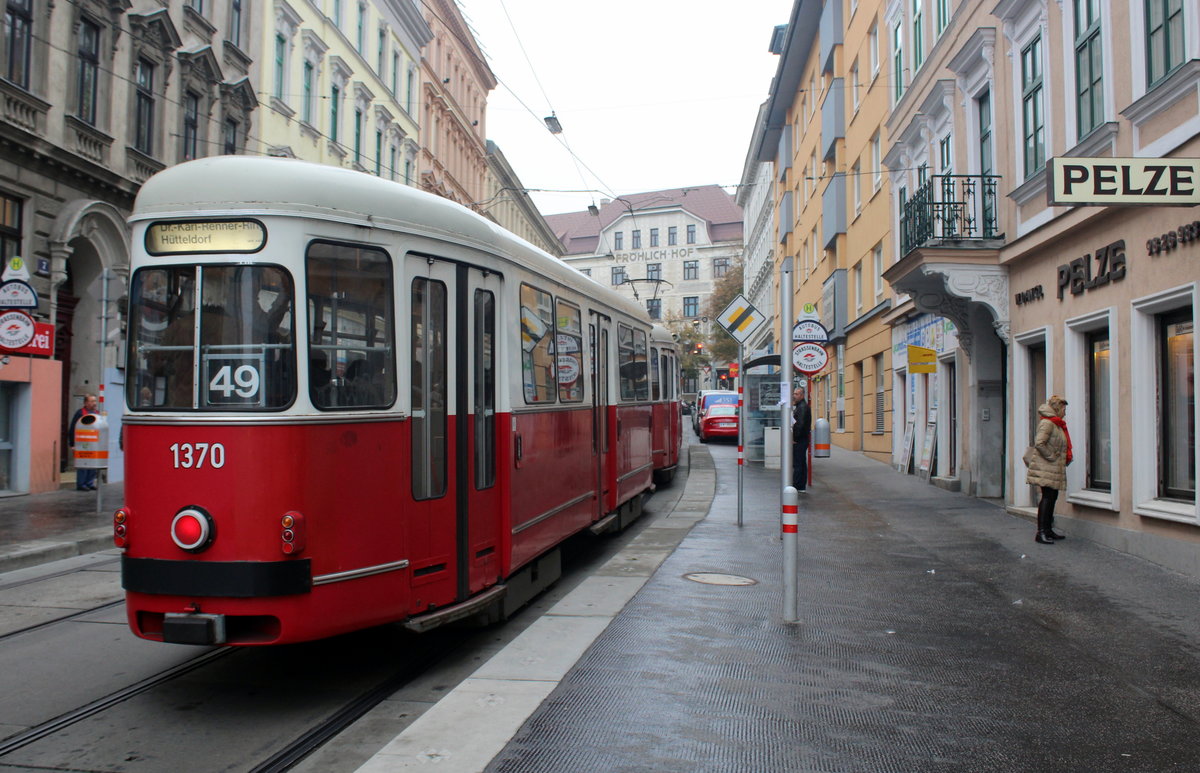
[147,220,266,255]
[1047,157,1200,206]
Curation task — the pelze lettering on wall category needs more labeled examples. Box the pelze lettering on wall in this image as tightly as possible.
[1056,240,1127,300]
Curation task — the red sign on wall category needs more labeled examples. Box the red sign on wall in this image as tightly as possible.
[0,321,54,356]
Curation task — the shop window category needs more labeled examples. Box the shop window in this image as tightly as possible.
[1087,330,1112,491]
[1160,308,1194,501]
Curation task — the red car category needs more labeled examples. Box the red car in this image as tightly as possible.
[698,403,739,443]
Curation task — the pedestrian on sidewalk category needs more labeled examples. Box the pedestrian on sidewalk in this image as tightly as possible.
[1026,394,1071,544]
[792,385,812,492]
[68,393,100,491]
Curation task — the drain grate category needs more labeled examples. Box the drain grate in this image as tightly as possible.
[683,572,758,586]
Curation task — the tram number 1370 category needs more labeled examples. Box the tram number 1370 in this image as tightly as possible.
[170,443,227,469]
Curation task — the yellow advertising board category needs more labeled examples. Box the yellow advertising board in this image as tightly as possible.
[908,345,937,373]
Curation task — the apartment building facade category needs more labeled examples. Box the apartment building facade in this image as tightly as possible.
[761,0,1198,574]
[0,0,259,490]
[256,0,429,179]
[756,0,898,468]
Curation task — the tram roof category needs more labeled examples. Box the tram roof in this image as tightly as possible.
[131,156,650,324]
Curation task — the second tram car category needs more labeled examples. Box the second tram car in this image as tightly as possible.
[117,157,681,645]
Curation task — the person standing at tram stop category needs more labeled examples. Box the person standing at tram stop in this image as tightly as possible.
[68,393,101,491]
[792,385,813,492]
[1026,395,1072,544]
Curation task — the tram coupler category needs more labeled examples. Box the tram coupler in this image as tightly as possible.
[163,612,227,645]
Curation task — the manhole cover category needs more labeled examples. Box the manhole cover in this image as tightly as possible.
[683,572,758,586]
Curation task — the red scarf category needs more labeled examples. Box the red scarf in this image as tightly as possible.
[1048,416,1072,464]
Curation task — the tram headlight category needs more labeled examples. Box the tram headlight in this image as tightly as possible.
[281,511,306,555]
[113,508,131,548]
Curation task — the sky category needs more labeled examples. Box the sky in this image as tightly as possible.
[456,1,793,217]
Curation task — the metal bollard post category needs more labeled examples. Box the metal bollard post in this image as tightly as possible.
[782,485,799,623]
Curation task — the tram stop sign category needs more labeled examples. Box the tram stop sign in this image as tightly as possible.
[717,294,766,344]
[793,342,829,374]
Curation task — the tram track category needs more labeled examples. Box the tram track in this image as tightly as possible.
[0,647,233,757]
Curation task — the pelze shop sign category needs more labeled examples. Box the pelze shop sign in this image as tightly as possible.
[1048,157,1200,206]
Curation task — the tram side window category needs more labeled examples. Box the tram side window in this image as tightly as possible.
[306,242,396,410]
[412,277,447,500]
[618,325,650,401]
[557,300,583,403]
[127,265,295,410]
[651,346,661,401]
[520,283,556,404]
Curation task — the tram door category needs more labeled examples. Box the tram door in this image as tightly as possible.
[407,255,503,611]
[590,313,612,516]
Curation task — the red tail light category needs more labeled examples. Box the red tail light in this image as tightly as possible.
[171,507,215,552]
[281,511,305,555]
[113,508,130,548]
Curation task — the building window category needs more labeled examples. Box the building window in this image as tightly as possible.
[713,257,730,278]
[0,194,21,265]
[377,27,386,74]
[893,20,905,101]
[1146,0,1185,87]
[978,89,993,175]
[1075,0,1104,138]
[854,261,864,315]
[229,0,242,47]
[76,18,100,124]
[686,224,697,244]
[354,107,362,165]
[134,58,155,155]
[1160,308,1194,501]
[302,61,314,123]
[274,34,286,99]
[392,51,399,94]
[869,21,879,75]
[579,268,590,277]
[5,0,32,88]
[935,0,949,36]
[223,119,238,154]
[683,260,699,280]
[375,129,382,175]
[647,263,661,281]
[851,61,860,111]
[668,226,678,245]
[683,296,699,317]
[650,228,659,247]
[356,2,365,51]
[330,84,339,142]
[912,0,924,71]
[872,132,882,189]
[1087,330,1112,491]
[187,0,202,14]
[853,160,862,212]
[613,231,623,250]
[611,266,626,285]
[647,298,661,319]
[333,0,341,27]
[875,353,886,433]
[632,229,641,248]
[182,91,199,160]
[873,242,884,298]
[1021,34,1045,179]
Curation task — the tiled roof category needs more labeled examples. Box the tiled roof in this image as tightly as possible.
[545,185,743,257]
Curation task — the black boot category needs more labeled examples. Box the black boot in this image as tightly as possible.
[1035,531,1056,544]
[1035,491,1055,544]
[1046,515,1065,540]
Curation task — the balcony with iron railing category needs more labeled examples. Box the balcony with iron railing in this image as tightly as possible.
[900,174,1002,256]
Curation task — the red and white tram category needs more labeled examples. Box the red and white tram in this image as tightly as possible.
[118,156,680,645]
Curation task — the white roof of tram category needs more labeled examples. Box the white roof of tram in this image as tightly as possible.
[131,156,650,323]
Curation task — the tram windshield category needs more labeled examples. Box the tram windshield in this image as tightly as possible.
[127,265,295,410]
